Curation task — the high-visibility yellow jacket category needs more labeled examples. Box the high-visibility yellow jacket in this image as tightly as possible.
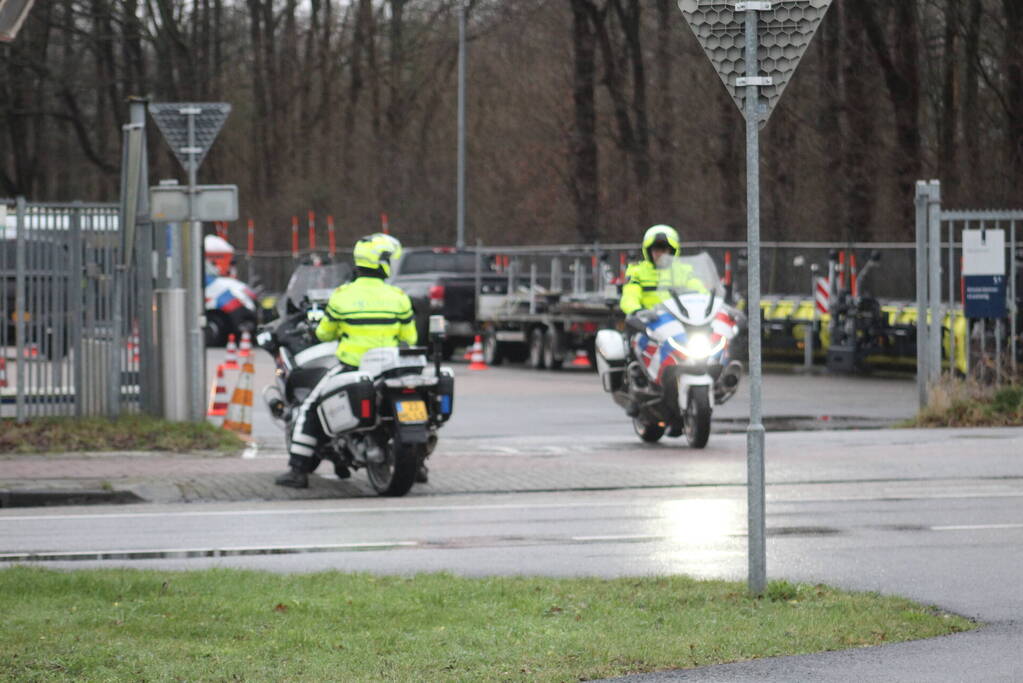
[619,260,707,315]
[316,277,417,366]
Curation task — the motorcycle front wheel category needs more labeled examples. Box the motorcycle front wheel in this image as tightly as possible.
[366,432,421,497]
[684,386,711,449]
[633,418,665,443]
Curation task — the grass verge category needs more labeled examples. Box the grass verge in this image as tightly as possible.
[0,416,246,454]
[0,568,975,681]
[902,378,1023,428]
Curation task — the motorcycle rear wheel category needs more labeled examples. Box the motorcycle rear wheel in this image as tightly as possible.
[684,386,711,449]
[366,433,421,497]
[633,418,665,443]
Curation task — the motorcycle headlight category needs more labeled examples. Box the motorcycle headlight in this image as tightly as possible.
[668,333,722,360]
[685,334,713,359]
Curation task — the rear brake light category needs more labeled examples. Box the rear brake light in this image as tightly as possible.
[428,285,445,309]
[360,399,372,418]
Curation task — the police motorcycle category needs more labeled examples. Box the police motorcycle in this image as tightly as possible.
[256,261,455,497]
[595,253,743,448]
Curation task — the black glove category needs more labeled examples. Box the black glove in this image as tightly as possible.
[626,309,657,332]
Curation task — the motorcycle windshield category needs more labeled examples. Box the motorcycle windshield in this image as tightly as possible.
[651,253,724,298]
[280,262,352,315]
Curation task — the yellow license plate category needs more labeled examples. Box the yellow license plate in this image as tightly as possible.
[396,400,428,423]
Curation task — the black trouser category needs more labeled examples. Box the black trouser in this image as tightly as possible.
[288,362,357,472]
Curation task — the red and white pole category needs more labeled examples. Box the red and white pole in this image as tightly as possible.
[308,210,316,251]
[246,219,254,256]
[327,215,336,257]
[291,216,299,259]
[381,213,390,235]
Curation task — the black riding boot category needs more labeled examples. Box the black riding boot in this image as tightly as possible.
[275,468,309,488]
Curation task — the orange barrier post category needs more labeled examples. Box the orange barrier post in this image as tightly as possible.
[291,216,299,258]
[308,210,316,251]
[327,215,336,257]
[468,335,488,371]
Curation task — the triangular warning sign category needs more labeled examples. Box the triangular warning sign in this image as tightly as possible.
[679,0,832,125]
[149,102,231,171]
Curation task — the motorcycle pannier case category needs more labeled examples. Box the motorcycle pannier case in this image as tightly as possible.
[435,368,455,423]
[316,373,377,436]
[595,329,626,393]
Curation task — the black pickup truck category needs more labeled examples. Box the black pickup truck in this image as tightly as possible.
[390,247,506,358]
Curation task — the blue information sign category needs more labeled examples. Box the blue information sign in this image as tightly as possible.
[963,275,1006,318]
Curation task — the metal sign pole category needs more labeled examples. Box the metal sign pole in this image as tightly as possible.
[742,4,767,597]
[185,107,205,421]
[456,2,467,249]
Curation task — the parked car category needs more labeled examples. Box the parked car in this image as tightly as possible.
[389,247,506,358]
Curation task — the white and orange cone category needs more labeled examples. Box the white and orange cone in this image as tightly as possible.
[206,364,230,426]
[468,335,488,371]
[224,334,240,370]
[239,330,253,358]
[222,361,255,436]
[571,349,591,368]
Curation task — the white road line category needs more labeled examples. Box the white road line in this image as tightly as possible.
[571,534,663,542]
[0,500,638,522]
[931,523,1023,531]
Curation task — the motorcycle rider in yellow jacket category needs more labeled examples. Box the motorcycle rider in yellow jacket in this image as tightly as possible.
[275,233,418,489]
[620,225,707,316]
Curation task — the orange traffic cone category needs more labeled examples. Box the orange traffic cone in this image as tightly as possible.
[571,349,591,368]
[222,361,254,436]
[0,357,7,388]
[224,334,240,370]
[239,330,253,358]
[468,335,488,371]
[206,364,230,426]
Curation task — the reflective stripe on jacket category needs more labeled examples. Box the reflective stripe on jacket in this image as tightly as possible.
[315,277,417,366]
[619,260,707,314]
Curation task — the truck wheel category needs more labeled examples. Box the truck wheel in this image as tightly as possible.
[528,327,546,369]
[483,331,503,366]
[543,327,563,370]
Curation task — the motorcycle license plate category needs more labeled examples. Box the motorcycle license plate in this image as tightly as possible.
[395,400,428,423]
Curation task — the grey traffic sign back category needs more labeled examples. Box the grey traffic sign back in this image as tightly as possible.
[678,0,832,124]
[149,102,231,171]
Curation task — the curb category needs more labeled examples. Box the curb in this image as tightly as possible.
[0,489,144,508]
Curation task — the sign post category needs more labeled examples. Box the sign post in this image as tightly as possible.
[150,102,231,421]
[679,0,832,595]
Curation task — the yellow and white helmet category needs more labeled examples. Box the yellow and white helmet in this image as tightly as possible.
[353,233,403,277]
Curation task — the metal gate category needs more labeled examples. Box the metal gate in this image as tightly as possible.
[1,198,157,422]
[915,180,1021,406]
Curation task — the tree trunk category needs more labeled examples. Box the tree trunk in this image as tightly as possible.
[569,0,600,243]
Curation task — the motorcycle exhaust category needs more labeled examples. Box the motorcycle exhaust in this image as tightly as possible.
[720,361,743,388]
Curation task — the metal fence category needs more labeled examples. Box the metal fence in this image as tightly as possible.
[241,242,918,303]
[2,199,157,422]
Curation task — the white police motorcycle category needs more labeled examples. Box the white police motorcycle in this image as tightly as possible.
[595,253,743,448]
[256,263,454,496]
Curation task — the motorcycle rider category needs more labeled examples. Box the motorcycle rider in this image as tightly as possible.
[275,233,418,489]
[620,224,707,317]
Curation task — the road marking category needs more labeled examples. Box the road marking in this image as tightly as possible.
[0,500,640,522]
[931,523,1023,531]
[571,534,663,542]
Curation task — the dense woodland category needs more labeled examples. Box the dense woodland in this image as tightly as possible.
[0,0,1021,250]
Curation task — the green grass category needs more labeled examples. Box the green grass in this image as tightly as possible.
[903,378,1023,428]
[0,416,246,454]
[0,568,975,681]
